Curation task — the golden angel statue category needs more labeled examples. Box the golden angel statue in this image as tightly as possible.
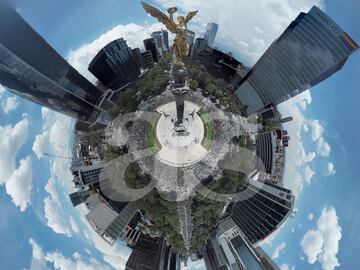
[141,2,198,65]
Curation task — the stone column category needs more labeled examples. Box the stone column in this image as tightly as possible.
[171,64,189,131]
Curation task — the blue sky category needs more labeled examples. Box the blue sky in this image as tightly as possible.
[0,0,359,270]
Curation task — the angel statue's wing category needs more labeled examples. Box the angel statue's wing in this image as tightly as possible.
[184,10,198,25]
[141,2,177,33]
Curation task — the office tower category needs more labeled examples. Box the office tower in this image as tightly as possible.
[131,47,143,68]
[125,235,168,270]
[0,3,103,124]
[215,218,280,270]
[71,162,104,189]
[228,179,295,245]
[186,30,196,48]
[162,29,170,52]
[69,189,92,207]
[204,22,219,47]
[144,38,159,62]
[192,47,244,84]
[201,238,228,270]
[88,38,140,91]
[85,193,138,245]
[202,218,280,270]
[190,38,208,60]
[141,51,155,69]
[186,30,196,55]
[151,30,169,57]
[235,6,359,115]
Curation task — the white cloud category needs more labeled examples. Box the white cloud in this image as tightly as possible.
[310,120,324,142]
[317,137,331,157]
[304,165,315,185]
[2,96,19,114]
[272,242,286,259]
[43,177,73,237]
[308,213,314,221]
[301,207,342,270]
[327,162,336,176]
[32,131,49,159]
[0,117,33,211]
[41,107,51,120]
[67,22,164,82]
[154,0,325,65]
[0,116,29,184]
[5,156,32,211]
[69,216,80,234]
[253,26,263,34]
[0,84,5,96]
[278,91,317,196]
[27,238,111,270]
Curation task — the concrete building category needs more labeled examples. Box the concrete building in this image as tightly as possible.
[191,47,245,85]
[235,6,359,115]
[141,50,155,69]
[190,38,208,60]
[131,47,143,68]
[88,38,140,91]
[85,193,138,245]
[144,38,159,62]
[204,22,219,47]
[255,129,288,184]
[227,179,295,245]
[71,162,104,189]
[202,218,280,270]
[125,233,180,270]
[0,3,105,124]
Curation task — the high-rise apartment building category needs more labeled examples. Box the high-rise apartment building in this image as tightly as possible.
[228,179,295,245]
[204,22,219,47]
[144,38,159,62]
[88,38,140,91]
[0,3,104,124]
[235,6,359,115]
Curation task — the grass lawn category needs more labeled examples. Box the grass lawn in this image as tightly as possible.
[197,108,215,150]
[146,112,162,153]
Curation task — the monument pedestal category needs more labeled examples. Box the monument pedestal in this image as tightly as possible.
[171,64,189,134]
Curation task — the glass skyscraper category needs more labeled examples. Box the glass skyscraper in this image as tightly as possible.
[0,3,103,123]
[88,38,141,91]
[228,179,295,245]
[235,6,359,115]
[204,22,219,47]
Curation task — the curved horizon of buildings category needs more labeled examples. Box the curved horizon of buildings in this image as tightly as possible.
[0,2,358,269]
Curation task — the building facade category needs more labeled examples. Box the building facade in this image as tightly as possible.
[0,3,103,124]
[144,38,159,62]
[204,22,219,47]
[186,30,196,55]
[190,38,208,60]
[141,51,155,69]
[151,30,169,58]
[88,38,140,91]
[235,5,359,115]
[228,179,295,245]
[202,218,280,270]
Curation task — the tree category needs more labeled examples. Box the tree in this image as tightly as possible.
[189,79,199,91]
